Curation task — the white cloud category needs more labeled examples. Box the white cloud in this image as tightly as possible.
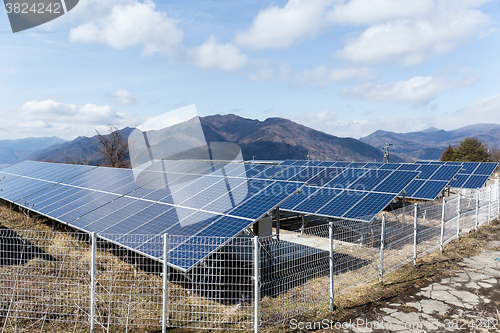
[15,99,141,126]
[234,0,334,50]
[328,0,433,25]
[108,89,140,106]
[69,0,183,56]
[4,67,17,75]
[290,65,376,87]
[341,71,479,107]
[336,8,493,65]
[457,94,500,122]
[235,0,494,66]
[184,35,248,71]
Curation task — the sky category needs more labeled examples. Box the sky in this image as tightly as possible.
[1,0,500,141]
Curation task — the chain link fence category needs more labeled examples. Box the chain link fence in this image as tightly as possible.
[1,181,499,332]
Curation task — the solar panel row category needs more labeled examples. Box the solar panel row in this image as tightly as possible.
[416,161,498,189]
[278,160,461,200]
[0,160,304,271]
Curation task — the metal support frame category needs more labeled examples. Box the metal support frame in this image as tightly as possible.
[497,177,500,216]
[90,232,96,332]
[413,204,418,267]
[475,189,480,231]
[457,193,461,239]
[440,198,446,254]
[329,222,335,311]
[379,212,386,284]
[162,234,169,333]
[253,236,260,333]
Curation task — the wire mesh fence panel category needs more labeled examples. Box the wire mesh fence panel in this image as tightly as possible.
[383,208,416,275]
[93,234,163,331]
[332,219,381,295]
[167,235,254,331]
[259,224,330,328]
[0,230,90,332]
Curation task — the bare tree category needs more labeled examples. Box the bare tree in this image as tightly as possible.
[92,125,129,168]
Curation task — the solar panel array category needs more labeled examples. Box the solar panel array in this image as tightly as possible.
[416,161,498,189]
[280,160,461,200]
[276,161,420,221]
[0,160,304,271]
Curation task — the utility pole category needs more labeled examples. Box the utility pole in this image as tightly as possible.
[382,143,393,164]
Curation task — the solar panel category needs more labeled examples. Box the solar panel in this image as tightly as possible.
[315,190,367,217]
[411,180,449,200]
[416,160,498,189]
[342,192,395,221]
[324,168,368,189]
[307,167,344,187]
[0,160,303,272]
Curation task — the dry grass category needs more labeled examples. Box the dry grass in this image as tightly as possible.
[1,200,499,332]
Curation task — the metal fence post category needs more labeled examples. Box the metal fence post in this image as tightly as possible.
[475,189,479,231]
[329,222,335,311]
[440,198,446,254]
[253,236,260,333]
[162,234,169,333]
[379,213,386,284]
[488,185,492,225]
[457,193,461,239]
[495,177,500,216]
[413,204,418,267]
[90,232,96,332]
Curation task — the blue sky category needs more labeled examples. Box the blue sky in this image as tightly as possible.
[1,0,500,140]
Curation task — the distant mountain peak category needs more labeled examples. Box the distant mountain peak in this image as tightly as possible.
[421,127,441,133]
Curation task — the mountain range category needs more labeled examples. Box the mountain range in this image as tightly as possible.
[360,123,500,160]
[1,117,499,165]
[0,137,67,164]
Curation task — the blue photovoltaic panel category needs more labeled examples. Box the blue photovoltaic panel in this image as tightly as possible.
[332,162,351,168]
[279,186,320,211]
[304,161,322,166]
[342,192,394,221]
[324,168,368,189]
[316,190,367,218]
[292,188,343,214]
[379,163,400,170]
[461,162,480,174]
[473,163,497,175]
[463,175,490,189]
[449,174,469,188]
[397,164,420,171]
[363,162,384,169]
[402,179,426,198]
[287,167,322,182]
[228,181,303,220]
[415,165,439,179]
[348,169,392,192]
[272,166,303,180]
[242,164,270,178]
[415,160,497,189]
[279,160,296,166]
[429,165,461,181]
[291,160,308,166]
[317,161,336,167]
[307,167,344,187]
[372,170,420,194]
[348,162,367,168]
[412,180,449,200]
[253,165,289,179]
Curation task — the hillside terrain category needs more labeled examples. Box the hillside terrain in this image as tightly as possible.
[360,123,500,160]
[0,137,66,164]
[26,115,392,164]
